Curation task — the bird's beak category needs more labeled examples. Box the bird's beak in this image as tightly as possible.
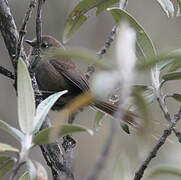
[25,40,33,46]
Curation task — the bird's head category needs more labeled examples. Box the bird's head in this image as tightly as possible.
[25,35,64,55]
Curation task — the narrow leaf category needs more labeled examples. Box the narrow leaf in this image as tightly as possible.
[43,48,114,70]
[19,172,30,180]
[172,93,181,102]
[96,0,119,15]
[26,159,36,180]
[0,120,24,141]
[34,161,48,180]
[176,0,181,16]
[33,124,93,145]
[157,59,174,71]
[108,8,155,59]
[168,58,181,71]
[156,0,174,17]
[148,164,181,178]
[18,58,35,134]
[137,49,181,70]
[63,0,119,42]
[162,71,181,81]
[133,91,149,120]
[94,111,105,131]
[33,90,68,134]
[0,156,15,178]
[0,143,19,152]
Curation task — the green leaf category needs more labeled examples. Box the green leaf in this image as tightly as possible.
[176,0,181,16]
[18,58,35,134]
[94,111,105,131]
[19,172,30,180]
[162,71,181,81]
[133,85,150,92]
[148,164,181,178]
[133,91,149,120]
[0,156,15,178]
[172,93,181,102]
[0,120,24,141]
[120,122,130,134]
[137,49,181,70]
[168,58,181,72]
[132,85,156,104]
[63,0,119,42]
[26,159,36,180]
[108,8,155,59]
[0,143,19,152]
[33,90,68,134]
[157,60,174,71]
[143,88,156,104]
[96,0,119,15]
[156,0,174,17]
[34,161,48,180]
[43,48,114,70]
[33,124,93,145]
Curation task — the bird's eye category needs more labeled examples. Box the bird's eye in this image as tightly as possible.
[41,42,49,48]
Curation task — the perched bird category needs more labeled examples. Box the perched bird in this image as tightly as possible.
[25,35,139,128]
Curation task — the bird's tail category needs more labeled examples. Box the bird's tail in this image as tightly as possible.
[94,100,141,128]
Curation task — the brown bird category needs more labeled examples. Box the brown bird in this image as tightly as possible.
[25,35,139,128]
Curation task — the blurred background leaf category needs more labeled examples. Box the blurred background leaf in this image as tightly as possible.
[62,0,119,42]
[156,0,174,17]
[148,164,181,178]
[0,143,19,153]
[0,156,15,179]
[108,7,155,59]
[33,124,93,145]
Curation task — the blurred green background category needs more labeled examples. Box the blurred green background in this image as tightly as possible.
[0,0,181,179]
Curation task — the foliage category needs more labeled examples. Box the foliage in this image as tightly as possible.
[1,0,181,179]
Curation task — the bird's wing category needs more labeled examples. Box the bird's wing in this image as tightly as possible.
[50,59,89,92]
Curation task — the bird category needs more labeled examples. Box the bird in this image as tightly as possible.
[25,35,140,128]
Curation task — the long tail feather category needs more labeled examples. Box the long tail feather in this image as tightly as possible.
[94,101,141,128]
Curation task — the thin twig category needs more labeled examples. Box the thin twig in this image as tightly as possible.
[16,0,37,65]
[134,126,172,180]
[134,106,181,180]
[34,1,74,179]
[157,91,181,143]
[36,0,43,49]
[0,66,14,80]
[85,24,118,79]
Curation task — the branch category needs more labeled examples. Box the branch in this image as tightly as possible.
[16,0,37,66]
[36,0,43,48]
[0,66,14,80]
[0,0,20,69]
[34,1,75,179]
[157,91,181,143]
[85,24,118,79]
[0,0,74,179]
[134,106,181,180]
